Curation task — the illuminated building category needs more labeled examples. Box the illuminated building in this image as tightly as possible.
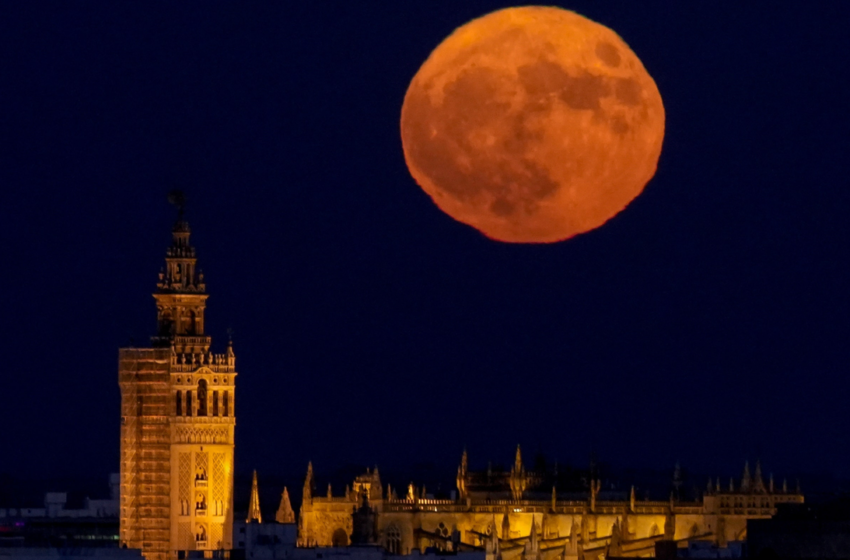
[119,202,236,560]
[297,448,803,558]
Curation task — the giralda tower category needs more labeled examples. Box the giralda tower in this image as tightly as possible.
[119,199,236,560]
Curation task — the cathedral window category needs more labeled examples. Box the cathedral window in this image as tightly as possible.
[198,380,208,416]
[386,524,401,554]
[213,391,219,416]
[223,391,229,417]
[186,391,193,417]
[176,392,182,416]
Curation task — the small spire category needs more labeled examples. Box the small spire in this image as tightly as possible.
[515,445,523,471]
[303,462,314,502]
[275,487,295,524]
[754,460,765,493]
[608,519,622,557]
[741,461,752,492]
[782,478,788,493]
[630,485,636,511]
[551,485,557,511]
[529,516,538,550]
[487,517,501,560]
[246,470,262,523]
[769,473,775,494]
[327,483,332,499]
[589,479,601,513]
[706,478,714,495]
[672,462,682,494]
[729,477,735,493]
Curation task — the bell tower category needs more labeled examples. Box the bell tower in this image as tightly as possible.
[119,193,236,560]
[153,193,209,352]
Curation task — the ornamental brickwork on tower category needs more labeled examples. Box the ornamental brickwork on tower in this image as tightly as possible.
[119,202,236,560]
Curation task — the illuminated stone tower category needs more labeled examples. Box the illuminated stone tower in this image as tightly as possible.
[119,199,236,560]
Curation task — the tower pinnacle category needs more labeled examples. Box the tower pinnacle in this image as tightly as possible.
[153,193,210,353]
[247,470,262,523]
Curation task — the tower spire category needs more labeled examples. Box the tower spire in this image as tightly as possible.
[457,448,469,500]
[247,470,262,523]
[276,487,295,524]
[303,462,315,502]
[510,445,527,500]
[153,191,209,353]
[741,461,752,492]
[754,460,766,493]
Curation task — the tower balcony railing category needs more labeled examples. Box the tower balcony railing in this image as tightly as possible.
[195,479,208,488]
[196,505,207,515]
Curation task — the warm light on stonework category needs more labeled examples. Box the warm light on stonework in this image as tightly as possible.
[120,208,236,560]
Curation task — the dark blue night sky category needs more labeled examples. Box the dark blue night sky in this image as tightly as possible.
[1,2,849,493]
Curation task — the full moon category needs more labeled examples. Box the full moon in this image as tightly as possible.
[400,7,665,243]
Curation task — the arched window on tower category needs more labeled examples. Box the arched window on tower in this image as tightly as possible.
[186,391,193,417]
[159,310,174,337]
[197,380,208,416]
[175,392,182,416]
[223,391,229,417]
[189,310,197,335]
[213,391,219,416]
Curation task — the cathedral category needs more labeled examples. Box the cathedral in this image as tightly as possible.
[119,204,803,560]
[297,447,804,558]
[119,202,236,560]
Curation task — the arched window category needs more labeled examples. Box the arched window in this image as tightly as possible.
[223,391,229,417]
[197,380,208,416]
[196,524,207,543]
[175,392,182,416]
[386,524,401,554]
[332,528,348,547]
[189,310,197,335]
[196,493,206,513]
[185,391,193,417]
[213,391,219,416]
[159,310,174,336]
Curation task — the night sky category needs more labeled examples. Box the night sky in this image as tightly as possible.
[2,1,849,495]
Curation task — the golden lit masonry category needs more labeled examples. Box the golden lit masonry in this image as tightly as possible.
[299,448,802,557]
[119,197,236,560]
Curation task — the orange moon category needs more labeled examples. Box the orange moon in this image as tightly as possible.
[400,7,665,243]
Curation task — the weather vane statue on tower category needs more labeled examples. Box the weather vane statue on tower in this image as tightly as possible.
[167,189,187,219]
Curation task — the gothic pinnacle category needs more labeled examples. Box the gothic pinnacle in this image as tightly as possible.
[276,487,295,524]
[246,470,262,523]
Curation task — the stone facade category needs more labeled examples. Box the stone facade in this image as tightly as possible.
[119,204,236,560]
[298,449,803,559]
